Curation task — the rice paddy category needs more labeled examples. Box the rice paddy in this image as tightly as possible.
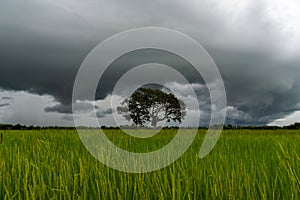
[0,129,299,199]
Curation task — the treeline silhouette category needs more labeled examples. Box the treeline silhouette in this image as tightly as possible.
[0,123,300,130]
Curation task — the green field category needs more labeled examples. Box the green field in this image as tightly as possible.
[0,129,299,199]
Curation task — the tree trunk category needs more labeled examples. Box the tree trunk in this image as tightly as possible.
[151,117,157,128]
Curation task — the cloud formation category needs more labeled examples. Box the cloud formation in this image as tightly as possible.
[0,0,300,125]
[0,103,10,107]
[1,97,13,100]
[96,108,114,118]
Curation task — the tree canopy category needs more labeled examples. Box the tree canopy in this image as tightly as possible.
[117,88,186,127]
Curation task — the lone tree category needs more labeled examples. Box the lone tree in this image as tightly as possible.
[117,88,186,128]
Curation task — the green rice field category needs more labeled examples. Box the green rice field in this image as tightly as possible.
[0,129,299,199]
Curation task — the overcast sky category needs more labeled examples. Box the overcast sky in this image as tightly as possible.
[0,0,300,126]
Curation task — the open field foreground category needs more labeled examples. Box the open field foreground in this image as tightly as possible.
[0,129,299,199]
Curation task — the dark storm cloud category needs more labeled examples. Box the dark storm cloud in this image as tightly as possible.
[61,115,75,121]
[0,0,100,109]
[1,0,300,125]
[44,48,205,114]
[1,97,13,100]
[0,103,10,107]
[211,48,300,125]
[45,102,94,114]
[96,108,114,118]
[45,104,73,113]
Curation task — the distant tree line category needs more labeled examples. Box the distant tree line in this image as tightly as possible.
[0,123,300,130]
[0,124,75,130]
[222,123,300,130]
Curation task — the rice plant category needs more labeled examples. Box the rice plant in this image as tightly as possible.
[0,129,299,199]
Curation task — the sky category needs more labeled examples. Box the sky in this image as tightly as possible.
[0,0,300,127]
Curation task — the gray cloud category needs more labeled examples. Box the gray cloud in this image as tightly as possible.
[0,103,10,107]
[45,102,94,114]
[1,97,13,100]
[45,104,73,113]
[0,0,300,125]
[61,115,75,121]
[96,108,114,118]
